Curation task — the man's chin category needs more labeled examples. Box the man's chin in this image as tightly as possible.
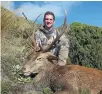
[46,25,52,29]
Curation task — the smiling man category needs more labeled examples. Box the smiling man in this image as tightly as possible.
[34,11,57,52]
[34,11,69,65]
[43,11,55,30]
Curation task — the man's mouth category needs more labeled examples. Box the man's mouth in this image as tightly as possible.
[47,23,51,25]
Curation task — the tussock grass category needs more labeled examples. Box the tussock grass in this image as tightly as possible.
[79,89,90,94]
[1,7,40,94]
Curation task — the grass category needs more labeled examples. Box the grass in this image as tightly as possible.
[79,89,90,94]
[1,6,40,94]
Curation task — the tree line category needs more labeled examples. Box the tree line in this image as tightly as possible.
[69,22,102,70]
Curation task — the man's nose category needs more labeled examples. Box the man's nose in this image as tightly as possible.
[47,19,51,22]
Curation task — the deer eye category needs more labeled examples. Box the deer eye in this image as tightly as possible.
[37,57,42,60]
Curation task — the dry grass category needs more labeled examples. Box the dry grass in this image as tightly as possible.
[1,7,41,94]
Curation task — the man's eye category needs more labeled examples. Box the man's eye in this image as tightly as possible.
[45,19,53,20]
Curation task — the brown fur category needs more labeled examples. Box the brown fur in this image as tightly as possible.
[22,52,102,94]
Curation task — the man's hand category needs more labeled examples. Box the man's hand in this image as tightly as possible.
[35,46,40,52]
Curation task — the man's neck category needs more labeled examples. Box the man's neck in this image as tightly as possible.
[44,25,53,31]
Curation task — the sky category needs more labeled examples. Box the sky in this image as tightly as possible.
[1,1,102,28]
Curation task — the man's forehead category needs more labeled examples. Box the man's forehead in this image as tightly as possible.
[45,14,53,18]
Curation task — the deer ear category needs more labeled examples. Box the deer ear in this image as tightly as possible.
[47,54,58,64]
[47,55,58,60]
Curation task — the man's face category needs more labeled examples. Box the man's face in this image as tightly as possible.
[44,14,55,29]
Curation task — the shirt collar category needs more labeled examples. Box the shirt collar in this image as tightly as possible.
[39,25,55,34]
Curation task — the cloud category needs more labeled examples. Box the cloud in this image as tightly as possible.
[1,1,15,11]
[1,1,81,21]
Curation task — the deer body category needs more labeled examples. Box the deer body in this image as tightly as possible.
[49,65,102,94]
[22,52,102,94]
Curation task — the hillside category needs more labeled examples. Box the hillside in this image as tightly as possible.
[1,7,42,94]
[1,7,102,94]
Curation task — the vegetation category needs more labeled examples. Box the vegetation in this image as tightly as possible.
[1,6,40,94]
[1,6,102,94]
[79,89,90,94]
[69,22,102,70]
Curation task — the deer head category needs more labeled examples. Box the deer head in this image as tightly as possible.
[22,52,58,76]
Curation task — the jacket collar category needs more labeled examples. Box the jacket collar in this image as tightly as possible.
[39,25,55,34]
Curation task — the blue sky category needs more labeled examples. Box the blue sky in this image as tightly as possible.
[1,1,102,27]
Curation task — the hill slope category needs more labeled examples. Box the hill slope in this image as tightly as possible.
[1,7,102,94]
[1,7,42,94]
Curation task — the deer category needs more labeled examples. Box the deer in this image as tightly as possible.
[22,11,102,94]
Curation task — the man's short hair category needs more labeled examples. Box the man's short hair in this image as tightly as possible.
[44,11,55,20]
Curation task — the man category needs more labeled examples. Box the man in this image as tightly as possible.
[34,11,69,65]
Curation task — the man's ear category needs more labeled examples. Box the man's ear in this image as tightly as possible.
[53,21,55,25]
[43,18,45,24]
